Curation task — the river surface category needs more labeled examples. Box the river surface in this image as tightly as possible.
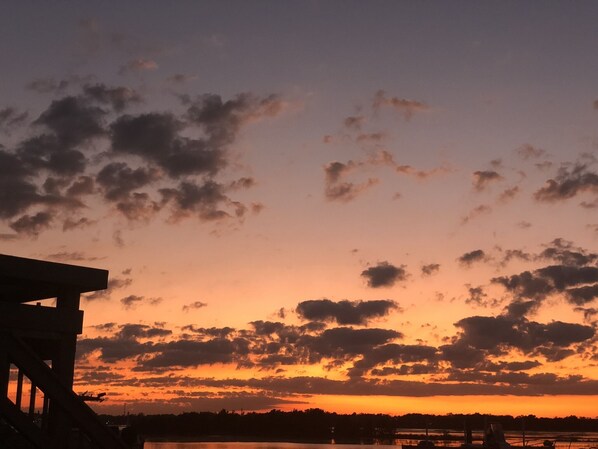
[145,434,598,449]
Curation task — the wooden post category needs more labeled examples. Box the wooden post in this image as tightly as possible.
[0,334,9,400]
[54,290,80,389]
[48,290,81,446]
[15,369,23,410]
[28,382,37,417]
[42,393,50,435]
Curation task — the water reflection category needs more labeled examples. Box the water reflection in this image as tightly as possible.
[145,437,598,449]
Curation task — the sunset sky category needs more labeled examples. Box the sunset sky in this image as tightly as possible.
[2,1,598,417]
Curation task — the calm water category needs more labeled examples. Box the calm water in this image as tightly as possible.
[145,436,598,449]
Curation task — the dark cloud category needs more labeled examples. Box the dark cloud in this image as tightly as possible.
[66,175,96,197]
[534,163,598,202]
[440,314,594,366]
[117,323,171,340]
[84,276,132,301]
[300,327,402,361]
[72,294,598,400]
[96,162,160,201]
[18,135,88,176]
[62,217,95,231]
[159,180,238,221]
[361,262,408,288]
[348,343,438,377]
[494,265,598,313]
[574,306,598,323]
[26,78,64,94]
[182,301,208,312]
[0,88,284,236]
[110,112,225,178]
[372,150,448,179]
[181,326,234,339]
[9,211,53,236]
[322,151,446,202]
[190,374,598,397]
[120,295,162,309]
[25,76,89,94]
[0,107,28,131]
[461,204,492,224]
[134,339,242,369]
[95,162,162,220]
[296,299,398,325]
[464,286,491,307]
[11,94,108,182]
[372,90,430,121]
[421,263,440,276]
[539,238,598,266]
[566,285,598,306]
[323,160,378,202]
[498,249,532,267]
[44,251,103,262]
[498,186,520,203]
[185,92,287,148]
[343,115,365,130]
[77,324,165,363]
[250,320,286,336]
[457,250,487,267]
[0,150,43,219]
[83,83,142,111]
[32,95,106,149]
[228,177,256,191]
[472,170,503,191]
[356,132,386,143]
[516,144,546,160]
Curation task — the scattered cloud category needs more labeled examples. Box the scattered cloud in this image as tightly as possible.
[343,115,366,130]
[0,87,288,237]
[361,262,408,288]
[421,263,440,276]
[498,186,520,203]
[461,204,492,225]
[457,249,487,267]
[83,83,143,111]
[182,301,208,312]
[323,160,378,202]
[73,292,598,401]
[535,163,598,203]
[323,150,448,202]
[44,251,103,262]
[0,107,28,132]
[516,144,546,160]
[9,211,53,236]
[296,299,399,325]
[121,295,163,309]
[84,276,133,301]
[372,90,430,121]
[472,170,503,191]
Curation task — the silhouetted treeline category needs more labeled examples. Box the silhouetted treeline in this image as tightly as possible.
[101,409,598,441]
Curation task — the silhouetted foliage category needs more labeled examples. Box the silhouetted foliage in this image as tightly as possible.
[99,410,598,441]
